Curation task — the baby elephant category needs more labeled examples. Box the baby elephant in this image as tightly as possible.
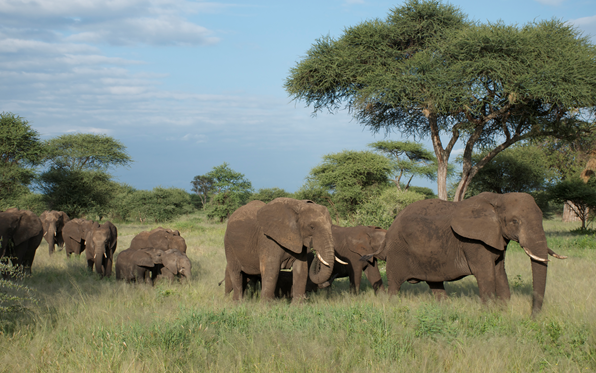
[116,247,191,284]
[116,247,165,283]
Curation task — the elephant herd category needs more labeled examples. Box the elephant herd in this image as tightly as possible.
[224,194,568,316]
[1,191,568,316]
[0,209,192,284]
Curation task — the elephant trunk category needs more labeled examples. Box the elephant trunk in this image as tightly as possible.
[308,236,334,285]
[95,243,106,276]
[46,224,56,255]
[520,234,549,317]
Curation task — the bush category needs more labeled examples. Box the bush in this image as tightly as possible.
[355,188,426,229]
[111,186,195,223]
[0,192,48,215]
[248,187,293,203]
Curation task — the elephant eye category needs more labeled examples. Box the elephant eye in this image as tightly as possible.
[511,219,519,225]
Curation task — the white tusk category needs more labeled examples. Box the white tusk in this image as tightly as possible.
[335,256,348,265]
[316,252,330,267]
[522,246,549,263]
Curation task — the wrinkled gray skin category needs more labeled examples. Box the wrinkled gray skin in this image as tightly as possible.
[154,249,192,283]
[39,210,70,256]
[332,225,386,294]
[0,209,43,275]
[63,218,97,257]
[129,227,187,253]
[86,221,117,278]
[224,198,335,302]
[116,247,165,283]
[369,192,566,317]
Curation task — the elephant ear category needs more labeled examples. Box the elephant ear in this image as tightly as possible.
[136,252,155,268]
[163,251,179,274]
[257,201,303,254]
[60,211,70,224]
[450,201,506,251]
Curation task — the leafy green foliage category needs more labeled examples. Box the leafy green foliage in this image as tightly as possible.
[465,144,554,196]
[355,188,426,229]
[201,163,253,222]
[306,150,392,217]
[0,113,44,201]
[190,175,214,210]
[0,259,37,317]
[248,187,293,203]
[111,186,195,223]
[38,169,117,218]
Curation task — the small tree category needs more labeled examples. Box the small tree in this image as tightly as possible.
[369,140,438,190]
[305,150,392,217]
[549,178,596,230]
[249,187,292,203]
[39,133,132,218]
[0,113,44,202]
[203,163,253,222]
[190,175,214,209]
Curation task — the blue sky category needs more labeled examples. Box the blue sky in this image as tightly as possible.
[1,0,595,193]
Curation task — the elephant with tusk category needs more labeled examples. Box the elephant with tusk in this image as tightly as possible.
[361,192,566,317]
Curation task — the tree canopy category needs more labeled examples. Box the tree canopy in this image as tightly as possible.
[285,0,596,201]
[0,113,44,201]
[198,163,253,222]
[44,133,132,172]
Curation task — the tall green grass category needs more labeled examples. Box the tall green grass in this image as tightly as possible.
[0,213,594,372]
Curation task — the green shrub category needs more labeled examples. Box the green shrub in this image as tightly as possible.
[111,186,195,223]
[355,188,426,229]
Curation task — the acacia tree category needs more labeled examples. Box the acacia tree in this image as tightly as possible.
[285,0,596,201]
[201,163,253,222]
[190,175,214,209]
[39,133,132,217]
[0,113,44,201]
[369,140,437,191]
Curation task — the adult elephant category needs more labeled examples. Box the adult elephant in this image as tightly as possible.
[39,210,70,255]
[86,221,117,277]
[332,225,386,294]
[365,192,565,316]
[63,218,98,257]
[0,209,43,274]
[129,227,186,253]
[224,198,336,302]
[116,247,165,283]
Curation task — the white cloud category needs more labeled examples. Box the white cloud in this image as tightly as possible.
[344,0,365,4]
[571,15,596,42]
[533,0,566,5]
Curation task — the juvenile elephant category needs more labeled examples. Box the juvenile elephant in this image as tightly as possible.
[116,247,165,283]
[366,192,566,316]
[86,221,117,277]
[154,249,192,282]
[129,227,187,253]
[332,225,386,294]
[63,218,98,257]
[39,210,70,255]
[224,198,336,302]
[0,209,43,274]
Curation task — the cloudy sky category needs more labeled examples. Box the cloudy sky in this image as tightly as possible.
[1,0,595,193]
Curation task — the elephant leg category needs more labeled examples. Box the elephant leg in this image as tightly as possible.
[385,251,408,296]
[428,281,448,300]
[348,263,360,294]
[259,245,284,301]
[468,257,497,303]
[495,254,510,301]
[224,267,233,296]
[291,256,308,303]
[105,257,113,277]
[229,268,244,301]
[363,261,385,294]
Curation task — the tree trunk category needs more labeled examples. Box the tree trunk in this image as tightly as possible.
[436,161,448,201]
[562,202,583,222]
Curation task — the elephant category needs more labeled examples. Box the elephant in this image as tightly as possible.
[63,218,98,257]
[224,198,336,302]
[363,192,566,316]
[115,247,165,283]
[85,221,117,277]
[39,210,70,255]
[129,227,187,253]
[153,249,192,283]
[0,209,44,275]
[331,225,386,294]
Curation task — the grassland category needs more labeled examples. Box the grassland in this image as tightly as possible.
[0,214,594,372]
